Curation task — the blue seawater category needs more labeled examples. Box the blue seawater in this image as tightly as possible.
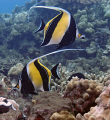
[0,0,34,13]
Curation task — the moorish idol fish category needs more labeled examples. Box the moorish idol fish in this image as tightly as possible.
[29,6,85,49]
[13,49,85,95]
[68,72,85,81]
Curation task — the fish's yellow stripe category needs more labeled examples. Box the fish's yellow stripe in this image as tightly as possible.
[28,61,43,88]
[51,11,70,44]
[44,11,62,38]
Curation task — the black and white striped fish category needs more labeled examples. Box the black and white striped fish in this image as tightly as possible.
[30,6,85,49]
[13,49,85,95]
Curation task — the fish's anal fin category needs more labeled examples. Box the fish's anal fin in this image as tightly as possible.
[51,63,60,79]
[35,18,45,33]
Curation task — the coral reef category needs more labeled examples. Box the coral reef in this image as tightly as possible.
[14,11,28,23]
[8,63,24,82]
[0,70,110,119]
[76,84,110,120]
[0,78,9,97]
[1,76,12,88]
[64,77,103,115]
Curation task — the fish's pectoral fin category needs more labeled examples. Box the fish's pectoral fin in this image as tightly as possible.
[35,18,45,33]
[31,91,38,95]
[51,63,60,79]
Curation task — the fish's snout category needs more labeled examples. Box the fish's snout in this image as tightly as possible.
[79,35,85,39]
[12,87,18,92]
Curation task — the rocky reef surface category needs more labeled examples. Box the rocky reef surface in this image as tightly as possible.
[0,0,110,119]
[0,70,110,119]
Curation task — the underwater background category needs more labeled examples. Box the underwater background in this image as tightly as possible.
[0,0,110,120]
[0,0,110,76]
[0,0,31,13]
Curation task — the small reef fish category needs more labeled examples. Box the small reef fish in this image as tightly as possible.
[13,49,84,95]
[68,72,85,81]
[29,6,85,49]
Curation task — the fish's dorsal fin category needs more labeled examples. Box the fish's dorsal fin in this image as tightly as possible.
[51,63,60,79]
[35,18,45,33]
[29,6,68,13]
[29,5,67,36]
[28,49,85,65]
[28,6,70,22]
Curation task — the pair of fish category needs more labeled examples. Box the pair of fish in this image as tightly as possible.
[13,6,85,95]
[13,49,85,95]
[29,6,85,49]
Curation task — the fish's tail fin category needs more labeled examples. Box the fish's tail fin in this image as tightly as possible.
[51,63,60,79]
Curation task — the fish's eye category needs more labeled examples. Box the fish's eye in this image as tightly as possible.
[18,75,22,80]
